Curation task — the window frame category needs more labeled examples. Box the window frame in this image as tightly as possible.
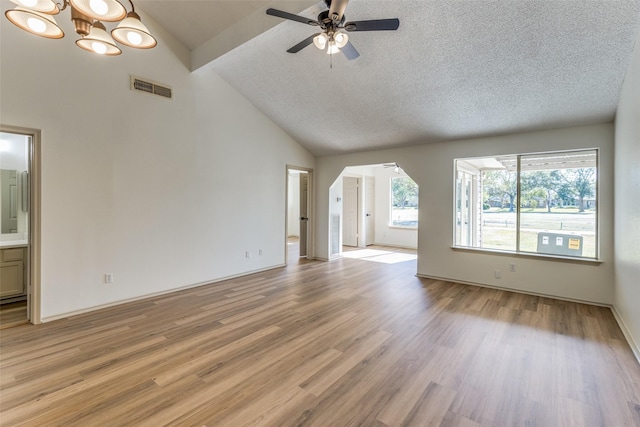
[389,175,419,229]
[453,148,599,260]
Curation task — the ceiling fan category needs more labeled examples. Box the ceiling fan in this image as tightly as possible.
[266,0,399,60]
[383,163,401,173]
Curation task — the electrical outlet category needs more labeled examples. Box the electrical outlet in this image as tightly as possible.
[245,251,250,259]
[509,263,516,272]
[259,249,262,256]
[104,273,113,284]
[495,270,502,279]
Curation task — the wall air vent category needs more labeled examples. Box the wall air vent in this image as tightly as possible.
[130,76,173,100]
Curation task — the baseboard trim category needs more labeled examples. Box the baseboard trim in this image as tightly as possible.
[41,264,287,323]
[372,243,418,250]
[611,306,640,365]
[416,274,610,307]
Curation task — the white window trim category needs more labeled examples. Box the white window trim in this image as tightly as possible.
[453,148,599,260]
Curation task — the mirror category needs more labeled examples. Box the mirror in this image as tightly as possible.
[1,169,19,233]
[0,132,29,240]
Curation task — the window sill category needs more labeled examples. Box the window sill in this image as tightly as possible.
[388,226,418,230]
[450,245,603,265]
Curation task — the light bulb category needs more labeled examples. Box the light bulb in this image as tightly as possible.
[89,0,108,16]
[334,31,348,48]
[20,0,38,6]
[27,16,46,33]
[313,33,327,50]
[126,31,142,45]
[327,40,339,55]
[92,41,107,54]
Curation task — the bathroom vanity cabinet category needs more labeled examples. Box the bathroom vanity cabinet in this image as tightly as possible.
[0,246,26,300]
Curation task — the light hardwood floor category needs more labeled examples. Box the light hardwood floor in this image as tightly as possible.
[0,301,28,330]
[1,247,639,426]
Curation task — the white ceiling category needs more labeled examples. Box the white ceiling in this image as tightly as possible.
[138,0,640,156]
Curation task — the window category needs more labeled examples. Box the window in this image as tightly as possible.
[454,149,598,259]
[390,176,418,228]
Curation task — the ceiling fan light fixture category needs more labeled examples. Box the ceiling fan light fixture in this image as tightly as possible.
[334,31,348,48]
[9,0,59,14]
[326,40,340,55]
[313,33,328,50]
[69,0,126,22]
[111,10,156,48]
[5,7,64,38]
[76,20,122,55]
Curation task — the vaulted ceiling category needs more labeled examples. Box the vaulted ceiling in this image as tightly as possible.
[139,0,640,156]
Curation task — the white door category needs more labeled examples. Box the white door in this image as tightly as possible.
[343,177,358,247]
[299,173,309,257]
[365,176,375,246]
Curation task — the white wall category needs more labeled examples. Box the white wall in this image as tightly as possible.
[327,175,343,260]
[315,124,615,304]
[0,5,314,320]
[0,133,29,171]
[373,167,418,249]
[614,29,640,357]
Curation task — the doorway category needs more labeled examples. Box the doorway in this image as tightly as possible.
[341,175,376,248]
[286,166,313,264]
[0,126,41,327]
[330,163,419,259]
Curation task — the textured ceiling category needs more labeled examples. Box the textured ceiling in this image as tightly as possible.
[141,0,640,156]
[137,1,315,50]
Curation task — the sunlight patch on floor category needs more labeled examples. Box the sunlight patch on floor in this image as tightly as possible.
[342,249,417,264]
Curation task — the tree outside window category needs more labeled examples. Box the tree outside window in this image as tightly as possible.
[455,150,598,259]
[391,176,418,228]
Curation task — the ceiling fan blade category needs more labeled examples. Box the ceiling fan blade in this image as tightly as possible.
[341,41,360,60]
[287,34,320,53]
[266,8,319,26]
[328,0,349,22]
[344,18,400,32]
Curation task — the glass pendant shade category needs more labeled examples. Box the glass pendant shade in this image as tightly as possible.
[76,21,122,55]
[334,31,348,48]
[111,11,156,48]
[313,33,328,50]
[9,0,59,14]
[69,0,126,22]
[326,40,339,55]
[5,7,64,38]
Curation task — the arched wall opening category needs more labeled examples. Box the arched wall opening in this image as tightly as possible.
[328,163,419,259]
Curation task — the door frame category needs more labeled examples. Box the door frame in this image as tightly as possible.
[1,124,41,324]
[285,165,314,264]
[364,175,375,246]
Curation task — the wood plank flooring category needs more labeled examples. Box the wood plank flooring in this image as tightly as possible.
[1,247,639,426]
[0,301,28,330]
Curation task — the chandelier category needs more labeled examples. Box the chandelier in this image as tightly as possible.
[4,0,157,56]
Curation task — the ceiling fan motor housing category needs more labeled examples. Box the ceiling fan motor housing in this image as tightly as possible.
[266,1,399,59]
[317,10,345,28]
